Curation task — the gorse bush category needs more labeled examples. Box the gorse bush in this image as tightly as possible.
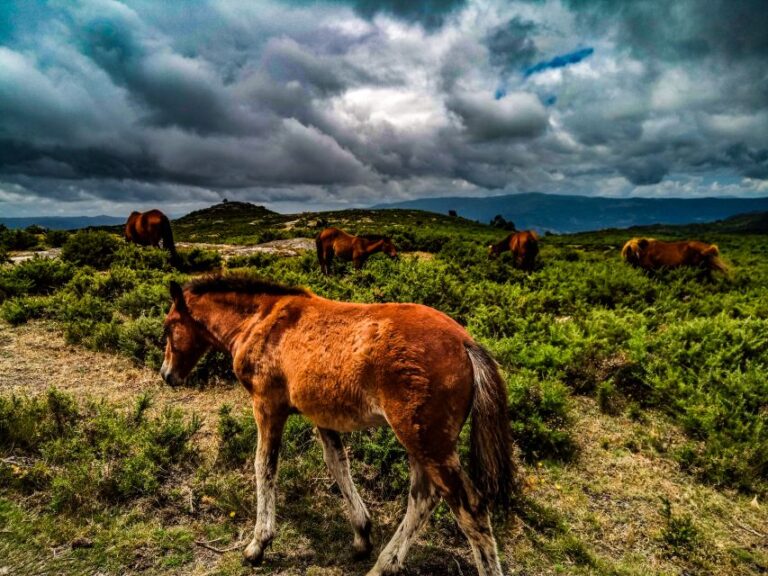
[216,405,258,469]
[0,390,200,511]
[177,247,223,272]
[61,230,122,269]
[0,227,40,251]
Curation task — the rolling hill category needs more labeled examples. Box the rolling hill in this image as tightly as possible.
[375,192,768,233]
[0,215,125,230]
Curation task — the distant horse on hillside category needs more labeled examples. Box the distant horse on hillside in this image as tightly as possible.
[316,227,397,274]
[160,273,516,576]
[621,238,727,273]
[124,209,180,267]
[489,230,540,270]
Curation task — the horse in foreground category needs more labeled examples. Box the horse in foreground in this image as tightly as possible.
[621,238,727,273]
[316,227,397,274]
[124,209,180,267]
[160,273,515,576]
[489,230,539,271]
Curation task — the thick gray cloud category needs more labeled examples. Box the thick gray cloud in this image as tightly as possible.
[0,0,767,216]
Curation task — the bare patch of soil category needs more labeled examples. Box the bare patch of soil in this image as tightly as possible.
[177,238,315,259]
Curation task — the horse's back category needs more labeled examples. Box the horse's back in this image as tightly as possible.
[269,298,474,439]
[643,239,718,268]
[124,209,169,246]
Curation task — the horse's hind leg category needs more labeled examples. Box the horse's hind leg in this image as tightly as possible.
[367,458,439,576]
[318,428,373,558]
[428,456,503,576]
[243,407,288,566]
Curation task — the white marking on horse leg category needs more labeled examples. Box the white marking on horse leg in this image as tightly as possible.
[427,460,504,576]
[318,428,372,556]
[453,506,503,576]
[367,460,439,576]
[243,417,284,565]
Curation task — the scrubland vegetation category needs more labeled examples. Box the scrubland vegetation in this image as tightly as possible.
[1,208,766,575]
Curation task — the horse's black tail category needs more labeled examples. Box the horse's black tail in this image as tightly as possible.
[316,233,328,273]
[465,341,518,511]
[315,234,323,264]
[161,215,181,268]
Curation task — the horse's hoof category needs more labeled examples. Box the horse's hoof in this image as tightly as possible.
[352,540,373,560]
[242,543,265,567]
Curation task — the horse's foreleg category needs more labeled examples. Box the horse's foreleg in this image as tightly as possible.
[428,457,504,576]
[366,459,439,576]
[318,428,372,558]
[324,250,334,275]
[243,409,288,566]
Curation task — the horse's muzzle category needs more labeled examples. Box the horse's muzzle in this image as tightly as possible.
[159,363,183,387]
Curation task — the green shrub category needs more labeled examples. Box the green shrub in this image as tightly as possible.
[178,247,222,272]
[0,296,50,325]
[216,405,257,469]
[112,243,171,270]
[0,228,39,251]
[2,391,200,512]
[45,229,69,248]
[507,375,577,462]
[117,315,165,367]
[61,231,121,269]
[3,257,73,296]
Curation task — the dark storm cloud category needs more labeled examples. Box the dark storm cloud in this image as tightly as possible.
[308,0,467,30]
[486,17,538,75]
[447,92,549,141]
[1,0,768,216]
[565,0,768,61]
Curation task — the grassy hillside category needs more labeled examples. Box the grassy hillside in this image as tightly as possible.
[1,208,766,575]
[172,201,497,248]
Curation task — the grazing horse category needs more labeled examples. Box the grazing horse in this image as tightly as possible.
[621,238,727,273]
[489,230,539,271]
[124,209,180,267]
[316,227,397,275]
[160,273,515,576]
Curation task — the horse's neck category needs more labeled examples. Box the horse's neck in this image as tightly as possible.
[363,239,385,253]
[188,294,260,355]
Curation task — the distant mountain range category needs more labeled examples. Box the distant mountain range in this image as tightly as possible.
[375,193,768,233]
[0,215,125,230]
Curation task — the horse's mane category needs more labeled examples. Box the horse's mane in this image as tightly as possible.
[185,273,309,297]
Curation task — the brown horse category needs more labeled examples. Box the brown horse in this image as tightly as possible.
[489,230,539,270]
[161,273,515,576]
[316,227,397,274]
[124,209,180,267]
[621,238,727,273]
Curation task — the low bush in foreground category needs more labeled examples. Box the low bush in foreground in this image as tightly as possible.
[0,390,200,511]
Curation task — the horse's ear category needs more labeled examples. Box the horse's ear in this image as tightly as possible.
[638,238,649,250]
[169,281,186,310]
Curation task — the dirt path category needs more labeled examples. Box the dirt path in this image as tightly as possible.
[0,320,248,450]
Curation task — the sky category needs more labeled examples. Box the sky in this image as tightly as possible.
[1,0,767,217]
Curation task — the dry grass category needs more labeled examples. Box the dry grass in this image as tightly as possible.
[0,320,247,451]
